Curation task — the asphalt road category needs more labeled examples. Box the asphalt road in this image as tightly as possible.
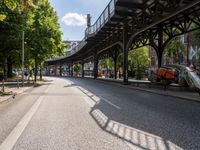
[0,77,200,150]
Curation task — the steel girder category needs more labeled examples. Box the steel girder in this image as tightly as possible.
[96,1,200,68]
[82,0,200,61]
[129,4,200,50]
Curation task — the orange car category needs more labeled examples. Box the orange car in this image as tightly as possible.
[156,67,179,83]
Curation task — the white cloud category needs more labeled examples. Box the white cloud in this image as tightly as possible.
[62,12,87,26]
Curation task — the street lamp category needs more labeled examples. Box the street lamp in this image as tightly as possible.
[22,31,24,87]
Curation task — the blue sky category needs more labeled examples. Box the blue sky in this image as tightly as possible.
[49,0,110,41]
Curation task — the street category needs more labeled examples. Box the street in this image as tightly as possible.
[0,77,200,150]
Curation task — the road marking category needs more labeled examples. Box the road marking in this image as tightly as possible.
[78,86,121,110]
[0,87,48,150]
[99,96,121,110]
[72,81,121,110]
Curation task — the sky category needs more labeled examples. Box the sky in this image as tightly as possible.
[49,0,110,41]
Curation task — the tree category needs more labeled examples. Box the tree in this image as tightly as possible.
[0,0,33,21]
[164,36,184,64]
[74,64,81,76]
[27,0,65,82]
[99,58,114,70]
[0,0,65,81]
[128,47,150,79]
[0,1,27,78]
[189,24,200,47]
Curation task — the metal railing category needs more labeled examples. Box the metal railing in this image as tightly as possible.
[46,38,87,61]
[85,0,116,38]
[69,37,87,56]
[68,0,116,57]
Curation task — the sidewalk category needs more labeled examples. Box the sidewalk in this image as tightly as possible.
[0,86,33,103]
[0,81,29,86]
[0,78,52,103]
[0,79,45,103]
[96,77,200,102]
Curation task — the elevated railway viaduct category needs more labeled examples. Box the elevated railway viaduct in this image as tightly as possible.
[45,0,200,84]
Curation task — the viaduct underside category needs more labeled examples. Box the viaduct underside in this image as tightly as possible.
[45,0,200,84]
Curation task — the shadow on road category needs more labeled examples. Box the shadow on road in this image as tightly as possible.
[77,84,200,150]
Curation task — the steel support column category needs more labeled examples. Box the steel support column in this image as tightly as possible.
[82,61,85,78]
[48,66,51,76]
[71,63,74,77]
[59,63,62,76]
[114,50,117,79]
[94,54,98,79]
[45,66,49,76]
[68,64,71,77]
[150,26,165,68]
[157,26,164,68]
[123,24,129,84]
[54,65,57,76]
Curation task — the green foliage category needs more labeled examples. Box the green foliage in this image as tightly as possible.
[164,36,184,64]
[74,64,81,75]
[4,0,17,10]
[189,24,200,47]
[0,0,65,79]
[28,0,65,60]
[0,14,6,21]
[0,0,33,21]
[128,47,150,79]
[99,58,114,70]
[0,1,26,72]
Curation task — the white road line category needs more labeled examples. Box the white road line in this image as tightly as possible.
[99,96,121,110]
[0,87,48,150]
[77,87,121,109]
[79,86,121,110]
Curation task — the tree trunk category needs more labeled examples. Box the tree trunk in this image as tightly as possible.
[7,56,13,78]
[3,57,7,80]
[40,64,42,81]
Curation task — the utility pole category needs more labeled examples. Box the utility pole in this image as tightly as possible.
[22,31,24,87]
